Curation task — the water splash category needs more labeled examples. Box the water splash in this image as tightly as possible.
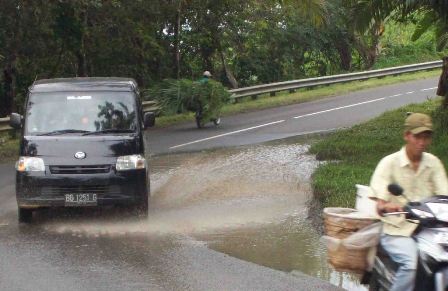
[44,143,318,236]
[38,141,364,289]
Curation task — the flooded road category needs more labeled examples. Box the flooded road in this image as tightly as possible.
[46,143,313,236]
[149,141,366,290]
[0,138,362,290]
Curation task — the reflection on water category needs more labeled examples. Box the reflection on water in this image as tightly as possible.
[41,140,366,290]
[200,217,366,290]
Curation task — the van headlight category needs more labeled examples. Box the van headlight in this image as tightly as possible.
[116,155,146,171]
[16,157,45,172]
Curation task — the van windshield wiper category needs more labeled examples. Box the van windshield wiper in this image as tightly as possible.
[37,129,91,136]
[82,129,135,135]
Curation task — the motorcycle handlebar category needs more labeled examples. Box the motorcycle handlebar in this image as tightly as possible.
[382,211,409,216]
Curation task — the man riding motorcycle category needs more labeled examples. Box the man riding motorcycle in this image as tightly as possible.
[194,70,221,128]
[369,113,448,291]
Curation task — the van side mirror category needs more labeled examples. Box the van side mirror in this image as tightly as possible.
[9,113,23,129]
[143,112,155,128]
[388,184,403,196]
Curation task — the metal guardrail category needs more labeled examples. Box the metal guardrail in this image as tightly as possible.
[142,100,159,113]
[0,60,443,132]
[228,60,442,100]
[0,118,10,133]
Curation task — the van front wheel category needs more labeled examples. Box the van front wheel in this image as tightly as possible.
[132,193,148,218]
[136,198,148,218]
[18,208,33,223]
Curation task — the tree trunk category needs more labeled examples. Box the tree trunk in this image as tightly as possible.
[174,1,181,79]
[76,8,88,77]
[355,21,384,69]
[355,38,378,69]
[219,49,238,89]
[76,51,86,77]
[336,42,352,71]
[437,57,448,108]
[1,55,17,117]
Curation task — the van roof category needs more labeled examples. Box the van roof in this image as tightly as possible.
[29,77,139,93]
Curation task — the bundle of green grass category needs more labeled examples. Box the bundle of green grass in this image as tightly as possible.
[145,79,230,124]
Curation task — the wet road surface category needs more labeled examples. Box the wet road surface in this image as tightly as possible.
[0,140,349,291]
[147,78,438,154]
[0,75,428,290]
[3,76,427,290]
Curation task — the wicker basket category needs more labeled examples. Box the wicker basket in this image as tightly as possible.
[323,207,379,272]
[327,244,371,273]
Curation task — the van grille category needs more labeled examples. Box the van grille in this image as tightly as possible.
[41,185,121,196]
[50,165,111,174]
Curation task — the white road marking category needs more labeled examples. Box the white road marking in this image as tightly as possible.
[293,97,385,119]
[169,120,286,149]
[421,87,437,91]
[293,87,430,119]
[170,85,434,149]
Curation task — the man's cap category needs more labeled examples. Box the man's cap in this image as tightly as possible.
[203,71,212,77]
[404,113,433,134]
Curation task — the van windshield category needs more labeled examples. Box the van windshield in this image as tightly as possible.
[25,91,138,136]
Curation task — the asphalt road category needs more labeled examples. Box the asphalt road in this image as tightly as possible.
[0,222,339,291]
[0,164,340,291]
[0,77,440,291]
[146,77,438,155]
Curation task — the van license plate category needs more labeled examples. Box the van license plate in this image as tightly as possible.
[65,194,97,206]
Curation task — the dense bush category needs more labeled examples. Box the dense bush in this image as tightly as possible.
[374,21,448,69]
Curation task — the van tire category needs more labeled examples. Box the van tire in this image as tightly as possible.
[137,198,148,218]
[132,192,148,218]
[18,208,33,223]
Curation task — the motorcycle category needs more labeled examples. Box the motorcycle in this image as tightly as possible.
[366,184,448,291]
[194,102,221,129]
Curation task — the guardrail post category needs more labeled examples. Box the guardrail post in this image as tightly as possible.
[289,89,296,94]
[270,92,276,97]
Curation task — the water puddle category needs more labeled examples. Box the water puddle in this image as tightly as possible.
[42,139,366,290]
[198,216,364,290]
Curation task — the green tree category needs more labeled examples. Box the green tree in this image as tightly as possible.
[2,0,443,118]
[350,0,448,50]
[0,0,60,116]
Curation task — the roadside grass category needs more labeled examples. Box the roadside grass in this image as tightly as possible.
[155,69,440,127]
[309,98,447,209]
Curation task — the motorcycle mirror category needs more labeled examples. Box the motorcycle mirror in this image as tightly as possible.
[388,184,404,196]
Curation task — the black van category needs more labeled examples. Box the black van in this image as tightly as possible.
[9,77,155,223]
